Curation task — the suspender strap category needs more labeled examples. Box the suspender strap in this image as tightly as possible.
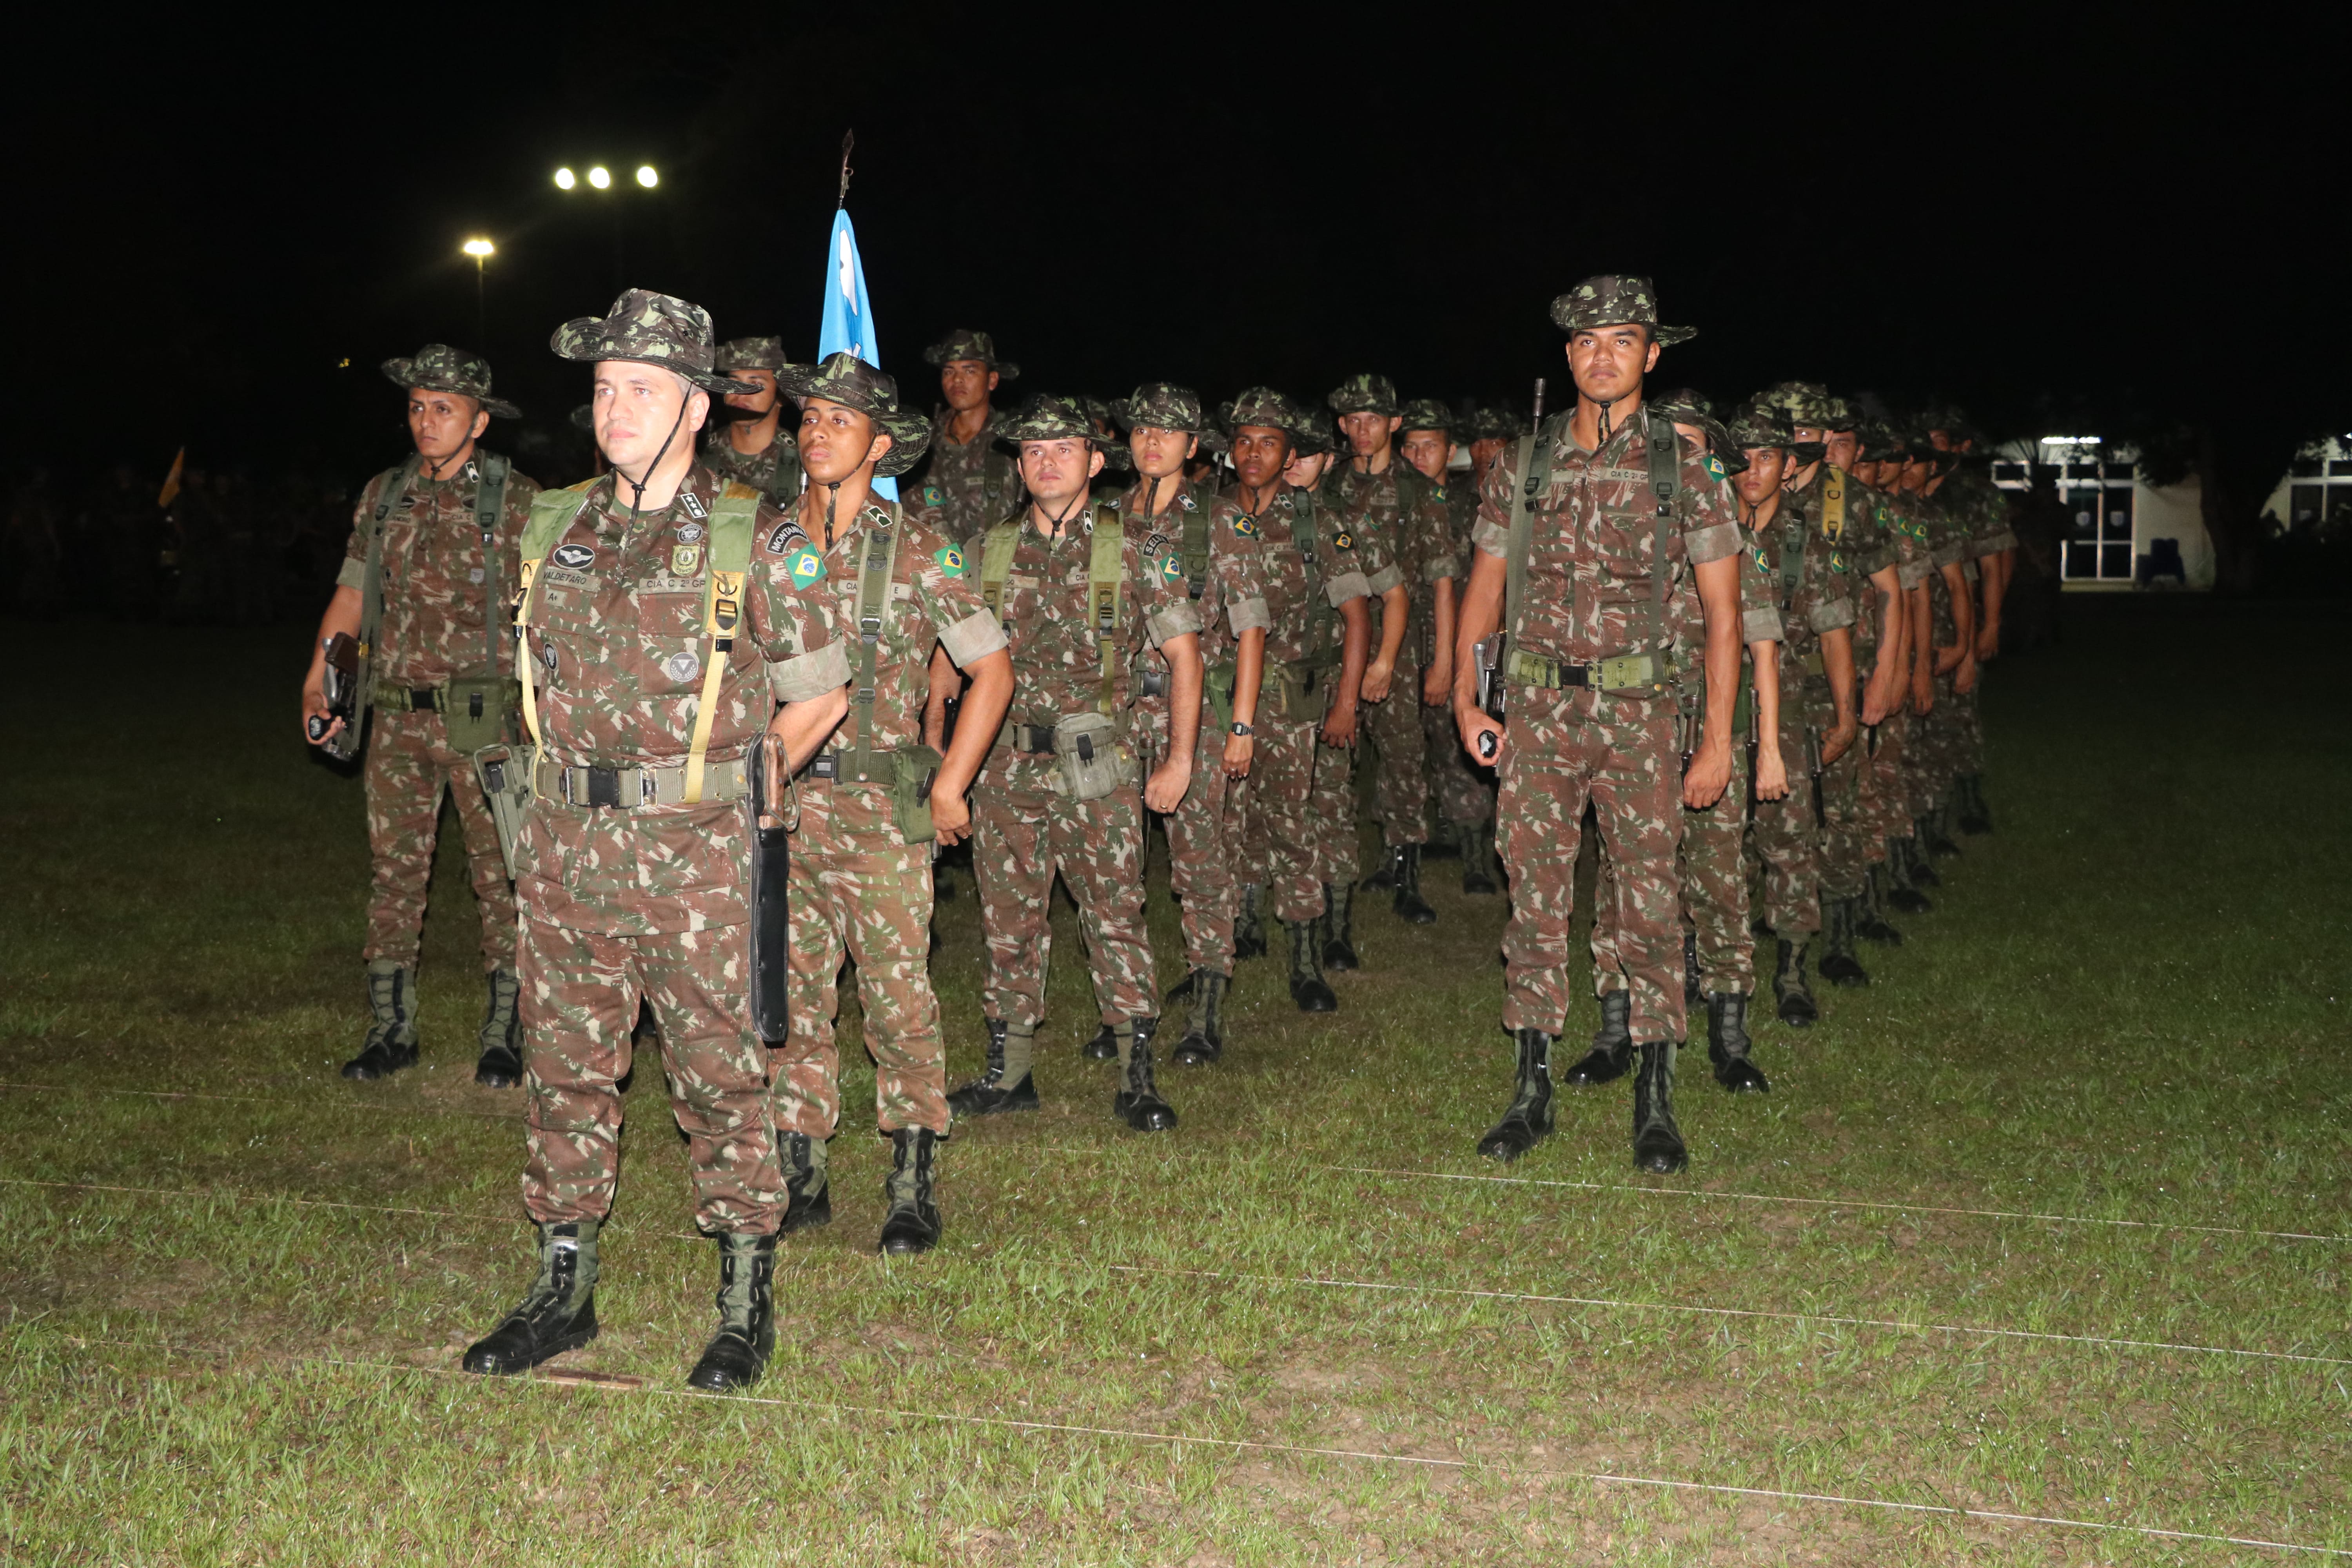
[682,484,760,804]
[1501,423,1552,646]
[1290,485,1338,655]
[1820,466,1846,542]
[359,455,421,667]
[1089,504,1124,714]
[1780,514,1804,611]
[1181,481,1210,600]
[472,453,510,674]
[978,521,1021,620]
[1642,412,1678,652]
[845,502,904,784]
[513,482,598,749]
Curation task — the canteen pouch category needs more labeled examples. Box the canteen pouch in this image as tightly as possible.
[1269,661,1328,723]
[470,742,537,880]
[1051,711,1129,802]
[1203,660,1237,730]
[441,674,522,756]
[891,744,944,844]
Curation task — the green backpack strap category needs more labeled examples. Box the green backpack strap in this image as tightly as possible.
[681,482,762,803]
[359,455,422,664]
[1089,504,1125,713]
[1780,512,1804,612]
[978,520,1021,620]
[845,501,905,784]
[1501,419,1557,648]
[1642,411,1680,652]
[1180,481,1211,601]
[472,453,510,673]
[764,444,805,508]
[514,479,599,747]
[1289,485,1338,663]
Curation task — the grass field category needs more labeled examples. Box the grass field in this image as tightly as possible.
[2,596,2347,1565]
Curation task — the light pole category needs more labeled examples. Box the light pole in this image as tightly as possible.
[461,238,494,347]
[554,163,659,294]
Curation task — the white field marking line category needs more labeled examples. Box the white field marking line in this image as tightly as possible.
[52,1334,2351,1559]
[1323,1163,2352,1245]
[0,1176,717,1244]
[0,1080,519,1122]
[1114,1265,2352,1369]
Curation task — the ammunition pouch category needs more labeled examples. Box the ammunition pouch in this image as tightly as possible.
[1203,660,1237,730]
[889,744,944,844]
[1049,710,1132,802]
[441,674,522,755]
[469,742,537,881]
[1269,656,1336,722]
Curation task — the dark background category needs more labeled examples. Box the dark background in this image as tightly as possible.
[11,4,2347,548]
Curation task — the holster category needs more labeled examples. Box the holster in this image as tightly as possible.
[890,744,944,844]
[746,736,789,1042]
[1203,661,1237,731]
[469,742,538,881]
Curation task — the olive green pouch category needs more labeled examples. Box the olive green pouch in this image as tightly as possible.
[443,674,522,756]
[1203,660,1237,730]
[470,741,537,880]
[1051,711,1131,802]
[891,744,944,844]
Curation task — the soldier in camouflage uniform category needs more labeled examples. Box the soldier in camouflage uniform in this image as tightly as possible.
[1109,384,1270,1065]
[1866,426,1941,915]
[1323,375,1433,924]
[1400,399,1501,895]
[1892,426,1975,874]
[949,396,1204,1132]
[700,336,804,505]
[459,291,807,1393]
[303,345,540,1088]
[1452,279,1747,1174]
[903,328,1024,538]
[1216,388,1382,1011]
[1914,430,1979,857]
[759,352,1013,1257]
[1927,409,2007,833]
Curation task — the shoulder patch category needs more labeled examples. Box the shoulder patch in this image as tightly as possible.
[1701,454,1728,482]
[1333,529,1355,551]
[765,520,807,556]
[1232,513,1259,539]
[551,542,595,571]
[922,485,944,506]
[1751,544,1771,574]
[1830,551,1849,573]
[936,545,966,577]
[785,547,828,588]
[1157,554,1185,584]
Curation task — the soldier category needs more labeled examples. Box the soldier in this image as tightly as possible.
[459,290,822,1390]
[1927,409,2008,834]
[1914,427,1979,856]
[904,328,1024,539]
[1218,388,1380,1010]
[1323,376,1430,924]
[302,345,539,1087]
[1110,384,1270,1065]
[1452,278,1746,1174]
[1868,426,1942,915]
[1401,399,1500,895]
[700,336,804,505]
[761,352,1013,1256]
[948,396,1204,1132]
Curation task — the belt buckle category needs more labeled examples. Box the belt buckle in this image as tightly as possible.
[1595,653,1650,691]
[584,766,623,809]
[812,753,838,779]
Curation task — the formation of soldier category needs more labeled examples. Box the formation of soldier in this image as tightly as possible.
[301,275,2015,1390]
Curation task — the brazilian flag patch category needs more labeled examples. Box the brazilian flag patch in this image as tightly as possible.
[922,485,944,506]
[1830,550,1849,573]
[1232,513,1258,538]
[786,548,828,588]
[1158,554,1185,584]
[936,546,966,577]
[1334,530,1355,551]
[1702,453,1728,482]
[1752,545,1771,574]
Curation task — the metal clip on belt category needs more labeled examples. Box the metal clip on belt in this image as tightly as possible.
[1505,648,1670,694]
[536,754,748,808]
[375,684,441,712]
[1000,723,1057,755]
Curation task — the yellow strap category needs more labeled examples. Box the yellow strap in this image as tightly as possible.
[515,558,544,747]
[1821,466,1846,542]
[683,570,742,804]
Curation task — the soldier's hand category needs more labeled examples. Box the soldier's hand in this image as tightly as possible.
[1361,659,1394,704]
[1860,679,1894,728]
[1221,733,1255,780]
[302,682,341,746]
[1682,744,1732,810]
[1822,720,1858,766]
[1456,703,1502,765]
[1955,654,1978,696]
[1321,706,1359,748]
[1975,621,2000,662]
[931,786,973,846]
[1420,664,1451,706]
[1754,744,1790,801]
[1143,756,1193,814]
[1910,669,1934,715]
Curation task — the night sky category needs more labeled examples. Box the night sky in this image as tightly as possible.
[19,6,2345,497]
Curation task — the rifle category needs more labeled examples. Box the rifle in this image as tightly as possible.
[1807,726,1827,830]
[312,632,363,755]
[746,734,791,1044]
[1472,376,1546,760]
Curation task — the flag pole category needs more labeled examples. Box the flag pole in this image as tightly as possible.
[838,130,854,209]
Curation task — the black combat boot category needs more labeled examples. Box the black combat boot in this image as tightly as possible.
[473,967,523,1087]
[1887,838,1934,912]
[1392,844,1437,925]
[779,1132,832,1233]
[949,1020,1040,1116]
[1705,993,1769,1094]
[1774,938,1818,1028]
[1476,1028,1555,1162]
[1460,823,1499,896]
[1320,881,1359,971]
[1163,970,1197,1006]
[1172,970,1227,1066]
[1112,1017,1178,1132]
[343,960,420,1080]
[1631,1042,1690,1173]
[1082,1023,1119,1061]
[1859,866,1906,944]
[1924,804,1962,859]
[1817,900,1871,988]
[1426,818,1461,859]
[686,1231,776,1391]
[1234,884,1267,960]
[877,1128,942,1256]
[1956,773,1993,835]
[1682,930,1703,1007]
[1906,821,1945,884]
[462,1219,599,1375]
[1286,920,1336,1012]
[1563,991,1634,1084]
[1363,843,1402,892]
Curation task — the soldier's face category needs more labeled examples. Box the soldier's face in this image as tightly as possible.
[1339,410,1401,459]
[1232,426,1293,490]
[1129,425,1198,481]
[798,398,891,483]
[940,359,998,412]
[1824,429,1859,469]
[724,368,779,415]
[407,389,488,463]
[1399,429,1452,482]
[1469,436,1508,475]
[1900,457,1931,491]
[1283,449,1331,488]
[1928,429,1954,452]
[1566,327,1659,407]
[1735,448,1789,508]
[1020,438,1103,507]
[592,364,707,471]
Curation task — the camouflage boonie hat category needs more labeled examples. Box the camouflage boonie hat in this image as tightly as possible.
[775,352,933,478]
[381,343,519,419]
[550,289,758,396]
[1857,421,1905,460]
[1221,386,1306,438]
[1647,389,1746,474]
[1078,397,1133,470]
[1921,401,1982,446]
[1112,383,1205,433]
[922,328,1019,381]
[714,336,793,375]
[998,394,1103,446]
[1397,398,1455,436]
[1466,404,1532,442]
[1549,275,1695,347]
[1292,406,1338,456]
[1725,407,1795,452]
[568,404,594,432]
[1326,374,1401,417]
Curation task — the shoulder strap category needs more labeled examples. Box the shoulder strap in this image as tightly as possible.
[680,483,764,804]
[473,453,510,674]
[1501,419,1556,645]
[359,455,422,666]
[1642,411,1679,650]
[1820,465,1846,541]
[844,503,906,785]
[514,479,598,748]
[1780,512,1804,611]
[763,443,804,507]
[979,521,1021,620]
[1180,481,1211,600]
[1287,485,1332,644]
[1090,504,1125,714]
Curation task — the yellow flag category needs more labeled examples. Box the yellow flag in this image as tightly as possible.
[156,447,186,509]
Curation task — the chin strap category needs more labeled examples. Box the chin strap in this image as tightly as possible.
[619,395,693,520]
[1595,397,1619,445]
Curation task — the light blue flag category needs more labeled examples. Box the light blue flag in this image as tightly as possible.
[817,208,893,499]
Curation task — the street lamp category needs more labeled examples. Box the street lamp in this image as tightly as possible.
[635,165,658,189]
[587,165,612,189]
[552,161,662,293]
[553,166,575,190]
[462,238,495,346]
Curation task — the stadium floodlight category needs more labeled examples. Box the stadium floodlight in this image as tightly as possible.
[635,165,659,189]
[554,167,576,190]
[588,166,612,189]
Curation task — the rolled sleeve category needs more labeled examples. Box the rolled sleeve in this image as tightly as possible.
[1931,541,1967,570]
[768,640,851,702]
[1422,553,1457,584]
[1363,563,1403,596]
[1808,596,1857,635]
[1325,570,1372,606]
[1227,593,1271,634]
[1971,529,2017,556]
[1742,606,1784,644]
[1683,522,1742,565]
[937,608,1007,668]
[1147,602,1202,647]
[335,556,368,591]
[1472,519,1509,557]
[1898,559,1933,590]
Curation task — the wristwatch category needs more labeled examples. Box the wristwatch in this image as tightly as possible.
[1229,722,1253,737]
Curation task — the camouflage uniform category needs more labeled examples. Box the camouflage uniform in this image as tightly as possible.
[1875,478,1936,844]
[701,336,804,505]
[1913,483,1973,820]
[1786,457,1895,904]
[1942,460,2011,782]
[904,329,1024,540]
[1425,470,1496,834]
[970,403,1203,1034]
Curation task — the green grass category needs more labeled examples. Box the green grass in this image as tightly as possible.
[1,597,2347,1564]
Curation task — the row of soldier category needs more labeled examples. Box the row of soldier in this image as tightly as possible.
[299,276,2010,1391]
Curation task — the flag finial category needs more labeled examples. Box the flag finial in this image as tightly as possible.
[838,129,854,209]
